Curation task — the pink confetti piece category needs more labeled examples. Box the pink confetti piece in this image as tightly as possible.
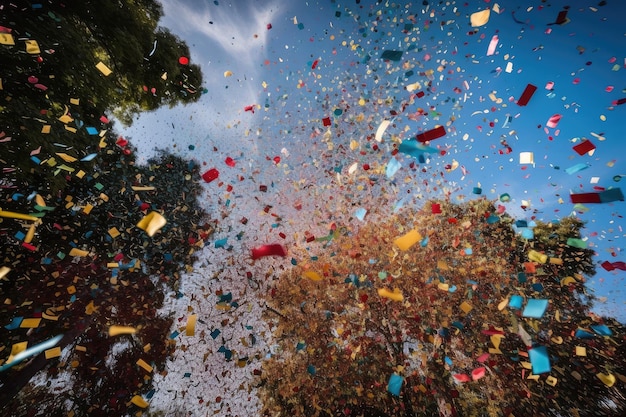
[546,114,562,128]
[486,35,498,56]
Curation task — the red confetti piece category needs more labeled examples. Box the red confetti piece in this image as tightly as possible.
[178,56,189,65]
[517,84,537,106]
[202,168,219,183]
[225,157,236,167]
[572,140,595,155]
[251,244,287,260]
[416,125,446,143]
[116,137,128,147]
[453,374,471,383]
[601,261,626,271]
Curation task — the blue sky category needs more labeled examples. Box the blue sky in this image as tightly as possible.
[123,0,626,320]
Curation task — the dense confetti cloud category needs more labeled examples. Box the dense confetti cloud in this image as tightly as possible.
[1,1,625,416]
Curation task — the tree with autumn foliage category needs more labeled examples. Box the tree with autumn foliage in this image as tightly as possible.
[259,198,625,417]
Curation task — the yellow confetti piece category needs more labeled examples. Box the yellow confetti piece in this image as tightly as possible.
[528,250,548,264]
[470,9,491,27]
[41,125,51,134]
[34,194,45,207]
[85,300,96,315]
[55,152,78,163]
[302,270,323,281]
[546,375,558,386]
[575,346,587,356]
[377,287,404,302]
[130,395,149,408]
[25,39,40,54]
[136,212,167,237]
[394,229,422,251]
[136,358,153,373]
[82,204,94,215]
[70,98,80,105]
[108,325,137,337]
[131,186,156,191]
[460,301,473,314]
[9,342,28,361]
[108,227,120,238]
[186,314,197,336]
[44,347,62,359]
[596,372,616,387]
[69,248,89,257]
[0,266,10,281]
[42,311,59,321]
[0,210,39,222]
[560,276,577,286]
[437,282,450,291]
[20,318,42,328]
[96,61,112,76]
[67,285,76,294]
[550,336,563,344]
[600,114,606,121]
[0,33,15,45]
[24,224,36,244]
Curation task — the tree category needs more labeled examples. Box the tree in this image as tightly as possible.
[0,0,203,194]
[0,139,212,416]
[259,198,625,416]
[0,2,211,414]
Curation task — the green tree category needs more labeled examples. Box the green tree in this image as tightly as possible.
[0,0,203,193]
[259,198,625,416]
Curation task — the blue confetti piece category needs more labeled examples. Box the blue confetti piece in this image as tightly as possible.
[210,329,221,339]
[354,207,367,221]
[565,163,589,175]
[522,299,549,318]
[528,346,551,374]
[85,127,98,135]
[385,157,401,178]
[5,317,23,330]
[81,153,98,162]
[387,374,404,396]
[509,295,523,309]
[590,324,613,336]
[214,237,228,248]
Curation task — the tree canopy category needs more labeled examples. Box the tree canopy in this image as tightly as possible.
[260,198,625,417]
[0,0,203,193]
[0,2,210,415]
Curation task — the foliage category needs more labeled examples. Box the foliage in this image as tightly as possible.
[0,1,210,414]
[0,140,211,415]
[259,199,625,416]
[0,0,203,193]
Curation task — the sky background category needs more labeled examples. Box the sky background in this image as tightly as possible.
[122,0,626,321]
